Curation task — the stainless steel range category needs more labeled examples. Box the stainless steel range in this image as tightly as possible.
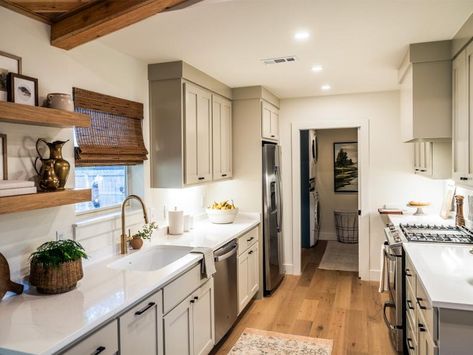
[383,222,473,353]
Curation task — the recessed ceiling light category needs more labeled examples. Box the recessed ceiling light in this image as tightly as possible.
[321,84,331,91]
[311,65,323,72]
[294,31,310,41]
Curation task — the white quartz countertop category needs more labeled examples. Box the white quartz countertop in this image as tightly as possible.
[404,243,473,311]
[0,213,260,355]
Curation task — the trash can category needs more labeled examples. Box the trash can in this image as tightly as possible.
[334,210,358,244]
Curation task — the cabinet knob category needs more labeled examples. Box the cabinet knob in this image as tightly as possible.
[190,299,195,304]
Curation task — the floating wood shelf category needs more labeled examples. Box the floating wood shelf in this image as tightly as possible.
[0,101,90,128]
[0,188,91,215]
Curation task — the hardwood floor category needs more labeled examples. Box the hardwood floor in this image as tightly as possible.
[212,241,396,355]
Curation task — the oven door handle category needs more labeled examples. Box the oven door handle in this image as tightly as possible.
[383,301,400,331]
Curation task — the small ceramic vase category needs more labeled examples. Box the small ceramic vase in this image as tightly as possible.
[46,93,74,112]
[130,237,144,250]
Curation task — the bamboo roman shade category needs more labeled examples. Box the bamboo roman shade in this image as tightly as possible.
[73,87,148,166]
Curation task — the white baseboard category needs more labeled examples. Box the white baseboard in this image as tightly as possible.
[283,263,295,275]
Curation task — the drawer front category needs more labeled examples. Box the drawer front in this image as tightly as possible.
[406,314,418,355]
[237,228,258,256]
[405,254,416,293]
[406,281,417,330]
[163,263,204,314]
[63,320,118,355]
[418,310,438,355]
[416,280,435,339]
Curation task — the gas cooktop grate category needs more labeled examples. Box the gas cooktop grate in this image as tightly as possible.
[399,223,473,244]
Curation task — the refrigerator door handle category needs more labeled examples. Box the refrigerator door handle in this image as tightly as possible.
[275,166,282,233]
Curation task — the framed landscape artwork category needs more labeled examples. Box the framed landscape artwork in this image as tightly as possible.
[0,51,22,102]
[333,142,358,192]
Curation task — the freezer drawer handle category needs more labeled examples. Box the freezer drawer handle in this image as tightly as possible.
[135,302,156,316]
[92,346,106,355]
[383,302,401,331]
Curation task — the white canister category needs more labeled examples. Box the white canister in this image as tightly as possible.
[168,208,184,235]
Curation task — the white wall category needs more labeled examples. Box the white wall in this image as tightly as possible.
[314,128,358,240]
[280,91,446,279]
[0,7,209,281]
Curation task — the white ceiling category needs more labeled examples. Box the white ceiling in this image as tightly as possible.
[100,0,473,98]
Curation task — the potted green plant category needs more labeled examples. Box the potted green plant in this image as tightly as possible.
[29,240,87,294]
[130,222,158,250]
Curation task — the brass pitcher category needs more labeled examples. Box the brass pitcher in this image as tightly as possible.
[34,158,60,191]
[36,139,70,190]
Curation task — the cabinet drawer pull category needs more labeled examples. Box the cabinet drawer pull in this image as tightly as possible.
[247,237,254,242]
[417,297,427,310]
[194,296,199,300]
[221,174,227,177]
[135,302,156,316]
[405,269,413,277]
[418,323,427,332]
[407,299,415,310]
[460,177,468,181]
[249,250,254,254]
[407,338,415,350]
[198,177,205,181]
[93,346,106,355]
[190,299,195,304]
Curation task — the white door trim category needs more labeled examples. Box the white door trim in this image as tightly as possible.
[290,118,370,279]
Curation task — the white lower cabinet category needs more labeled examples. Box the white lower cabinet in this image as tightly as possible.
[164,278,215,355]
[237,229,259,314]
[62,320,118,355]
[120,291,163,355]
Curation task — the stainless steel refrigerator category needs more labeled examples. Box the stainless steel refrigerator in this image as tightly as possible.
[262,143,284,295]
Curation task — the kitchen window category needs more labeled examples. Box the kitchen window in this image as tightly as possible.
[72,87,148,214]
[75,166,128,213]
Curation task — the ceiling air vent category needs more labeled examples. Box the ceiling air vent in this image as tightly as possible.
[261,56,297,65]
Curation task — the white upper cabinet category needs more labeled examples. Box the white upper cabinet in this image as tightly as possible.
[399,41,452,142]
[148,61,233,188]
[452,42,473,186]
[262,101,279,141]
[212,95,233,180]
[184,82,213,184]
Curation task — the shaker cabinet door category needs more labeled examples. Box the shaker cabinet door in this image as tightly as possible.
[192,279,215,355]
[164,295,193,355]
[212,95,232,180]
[184,82,213,185]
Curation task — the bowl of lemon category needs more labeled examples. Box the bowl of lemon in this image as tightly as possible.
[206,200,239,224]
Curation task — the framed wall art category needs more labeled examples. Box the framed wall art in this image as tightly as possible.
[0,51,22,102]
[8,73,38,106]
[0,134,7,180]
[334,141,358,192]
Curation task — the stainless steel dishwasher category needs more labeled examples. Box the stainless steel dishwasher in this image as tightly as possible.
[214,240,238,343]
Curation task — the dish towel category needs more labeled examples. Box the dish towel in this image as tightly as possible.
[191,247,216,278]
[379,244,389,293]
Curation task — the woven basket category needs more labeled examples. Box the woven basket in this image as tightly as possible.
[29,259,83,294]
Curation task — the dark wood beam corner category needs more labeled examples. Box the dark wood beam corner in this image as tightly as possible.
[50,0,201,50]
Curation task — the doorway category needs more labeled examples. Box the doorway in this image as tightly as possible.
[291,118,370,279]
[300,128,359,272]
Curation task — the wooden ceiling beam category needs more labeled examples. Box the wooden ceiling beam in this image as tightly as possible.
[0,0,51,23]
[51,0,197,50]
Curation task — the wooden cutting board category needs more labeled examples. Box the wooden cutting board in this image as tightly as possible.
[0,252,24,300]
